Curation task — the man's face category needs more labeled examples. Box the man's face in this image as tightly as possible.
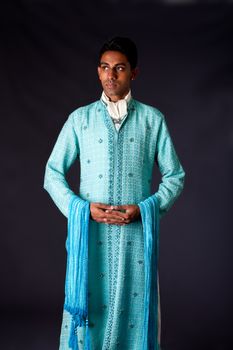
[97,50,137,102]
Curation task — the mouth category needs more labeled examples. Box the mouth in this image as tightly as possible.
[105,81,117,89]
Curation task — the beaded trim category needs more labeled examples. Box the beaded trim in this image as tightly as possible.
[99,101,128,349]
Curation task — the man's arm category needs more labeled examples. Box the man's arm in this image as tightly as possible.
[152,112,185,219]
[43,112,128,223]
[43,112,80,218]
[107,112,185,223]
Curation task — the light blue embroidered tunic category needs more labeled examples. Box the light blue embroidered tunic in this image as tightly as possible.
[43,98,185,350]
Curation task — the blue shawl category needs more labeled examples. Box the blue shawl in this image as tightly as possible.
[64,194,160,350]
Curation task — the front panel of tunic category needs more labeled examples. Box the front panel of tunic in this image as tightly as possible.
[59,100,162,350]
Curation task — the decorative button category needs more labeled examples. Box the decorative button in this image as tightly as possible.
[129,137,134,142]
[127,241,132,246]
[98,138,103,143]
[133,292,138,297]
[138,260,143,265]
[99,272,105,278]
[87,159,91,163]
[97,240,103,246]
[99,174,103,179]
[65,324,68,329]
[97,108,101,112]
[79,339,83,344]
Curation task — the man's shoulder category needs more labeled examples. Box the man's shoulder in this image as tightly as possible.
[64,100,101,128]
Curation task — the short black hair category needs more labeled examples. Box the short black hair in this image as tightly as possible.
[99,36,138,69]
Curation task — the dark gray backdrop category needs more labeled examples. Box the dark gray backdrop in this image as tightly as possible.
[1,1,232,349]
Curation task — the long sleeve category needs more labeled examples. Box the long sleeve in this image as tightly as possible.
[152,113,185,219]
[43,112,80,218]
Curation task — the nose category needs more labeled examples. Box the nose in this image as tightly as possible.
[107,68,117,80]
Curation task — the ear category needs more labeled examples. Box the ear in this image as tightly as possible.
[131,67,139,81]
[97,66,101,80]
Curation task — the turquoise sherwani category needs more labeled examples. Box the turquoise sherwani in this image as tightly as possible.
[43,98,185,350]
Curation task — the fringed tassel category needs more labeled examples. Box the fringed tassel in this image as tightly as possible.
[65,306,87,350]
[68,314,91,350]
[64,305,87,326]
[84,319,91,350]
[69,318,79,350]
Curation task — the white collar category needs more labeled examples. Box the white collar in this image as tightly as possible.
[101,90,132,122]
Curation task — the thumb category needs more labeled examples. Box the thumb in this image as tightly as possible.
[116,205,128,210]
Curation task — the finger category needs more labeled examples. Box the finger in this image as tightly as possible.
[116,205,128,210]
[106,216,127,223]
[91,207,114,219]
[93,217,124,225]
[104,214,129,222]
[105,211,130,220]
[94,203,117,210]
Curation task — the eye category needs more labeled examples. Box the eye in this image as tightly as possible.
[116,66,125,72]
[101,65,109,71]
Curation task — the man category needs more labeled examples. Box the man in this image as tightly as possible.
[44,37,185,350]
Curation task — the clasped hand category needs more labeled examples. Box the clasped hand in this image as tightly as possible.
[90,202,141,225]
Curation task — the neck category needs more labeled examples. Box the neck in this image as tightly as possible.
[103,90,131,102]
